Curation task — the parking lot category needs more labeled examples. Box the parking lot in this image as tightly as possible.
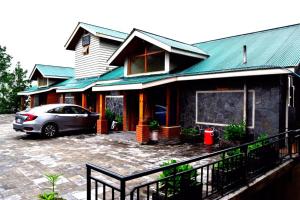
[0,114,213,199]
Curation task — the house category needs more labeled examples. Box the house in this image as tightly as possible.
[19,22,300,143]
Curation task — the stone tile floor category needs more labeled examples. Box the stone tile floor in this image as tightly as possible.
[0,114,216,199]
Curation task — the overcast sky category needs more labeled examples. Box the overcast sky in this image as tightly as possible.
[0,0,299,76]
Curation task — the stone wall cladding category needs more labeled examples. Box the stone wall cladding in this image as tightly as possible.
[179,76,284,137]
[106,96,123,116]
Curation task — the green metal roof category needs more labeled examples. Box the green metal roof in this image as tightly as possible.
[181,23,300,75]
[30,64,74,80]
[80,22,128,40]
[136,29,208,56]
[20,67,125,94]
[96,73,173,87]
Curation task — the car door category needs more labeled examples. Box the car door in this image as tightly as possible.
[61,106,82,131]
[72,106,90,129]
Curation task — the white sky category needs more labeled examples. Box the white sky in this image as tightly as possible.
[0,0,299,76]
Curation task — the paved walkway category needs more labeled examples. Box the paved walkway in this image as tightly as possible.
[0,114,216,199]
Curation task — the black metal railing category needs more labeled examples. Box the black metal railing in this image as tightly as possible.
[86,130,300,200]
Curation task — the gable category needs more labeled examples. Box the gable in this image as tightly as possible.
[65,22,128,50]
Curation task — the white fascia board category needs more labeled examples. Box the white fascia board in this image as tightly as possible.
[64,23,81,48]
[92,83,142,91]
[95,32,125,42]
[143,77,177,89]
[177,68,295,81]
[17,87,58,96]
[28,65,46,80]
[107,30,171,65]
[171,48,208,59]
[43,76,70,79]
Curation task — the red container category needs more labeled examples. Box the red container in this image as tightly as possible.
[204,128,214,145]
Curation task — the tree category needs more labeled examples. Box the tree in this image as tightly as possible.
[0,46,29,113]
[9,62,30,111]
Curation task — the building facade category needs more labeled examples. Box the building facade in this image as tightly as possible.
[19,22,300,143]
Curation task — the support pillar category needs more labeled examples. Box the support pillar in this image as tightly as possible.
[20,96,25,110]
[136,91,150,144]
[60,94,65,103]
[30,95,34,108]
[82,93,87,108]
[97,93,108,134]
[161,86,181,139]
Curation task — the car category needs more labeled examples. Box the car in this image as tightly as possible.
[13,104,99,137]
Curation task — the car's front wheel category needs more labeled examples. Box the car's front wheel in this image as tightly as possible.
[42,123,58,137]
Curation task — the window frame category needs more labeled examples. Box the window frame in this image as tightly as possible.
[127,46,166,76]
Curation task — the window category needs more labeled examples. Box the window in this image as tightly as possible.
[82,46,89,55]
[82,34,90,46]
[48,107,63,114]
[37,77,47,87]
[73,106,89,114]
[128,44,165,75]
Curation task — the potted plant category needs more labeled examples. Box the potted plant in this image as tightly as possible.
[180,127,202,143]
[115,114,123,131]
[149,119,160,142]
[221,121,246,147]
[105,109,115,131]
[153,160,202,200]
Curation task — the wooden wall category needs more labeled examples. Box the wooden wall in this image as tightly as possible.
[75,35,121,78]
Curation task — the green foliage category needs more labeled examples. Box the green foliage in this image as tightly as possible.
[215,148,242,169]
[38,192,56,200]
[105,109,115,129]
[38,173,65,200]
[0,46,29,113]
[46,174,61,193]
[158,160,197,195]
[115,114,123,128]
[181,127,198,136]
[149,119,160,130]
[223,121,246,141]
[248,133,269,152]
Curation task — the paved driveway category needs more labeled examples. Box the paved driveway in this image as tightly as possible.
[0,114,213,199]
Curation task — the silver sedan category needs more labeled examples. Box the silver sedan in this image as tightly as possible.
[13,104,99,137]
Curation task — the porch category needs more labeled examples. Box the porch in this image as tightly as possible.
[94,83,182,144]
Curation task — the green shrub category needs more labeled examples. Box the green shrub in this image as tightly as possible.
[158,160,197,195]
[149,119,160,131]
[181,128,199,136]
[248,133,268,152]
[105,109,115,129]
[215,148,242,169]
[115,115,123,129]
[223,121,246,141]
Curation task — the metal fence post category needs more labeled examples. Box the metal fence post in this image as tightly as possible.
[87,166,91,200]
[120,179,126,200]
[288,131,293,158]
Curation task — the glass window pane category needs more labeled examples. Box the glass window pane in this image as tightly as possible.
[130,56,145,74]
[147,52,165,72]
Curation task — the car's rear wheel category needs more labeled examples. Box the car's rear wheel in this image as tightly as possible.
[42,123,58,137]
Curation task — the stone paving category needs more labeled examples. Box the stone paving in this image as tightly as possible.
[0,114,216,199]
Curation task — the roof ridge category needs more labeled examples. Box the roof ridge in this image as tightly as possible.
[193,23,300,45]
[79,21,128,36]
[134,28,196,47]
[36,64,74,69]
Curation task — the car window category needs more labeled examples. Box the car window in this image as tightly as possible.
[63,106,77,114]
[47,107,64,114]
[73,106,89,114]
